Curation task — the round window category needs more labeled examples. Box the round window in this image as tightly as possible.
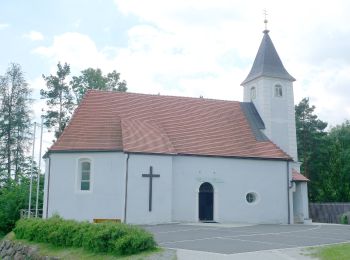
[246,192,257,203]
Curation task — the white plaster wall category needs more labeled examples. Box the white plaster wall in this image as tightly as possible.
[42,158,49,218]
[44,152,126,221]
[301,182,309,219]
[293,182,309,221]
[172,156,290,224]
[243,77,298,161]
[126,154,172,224]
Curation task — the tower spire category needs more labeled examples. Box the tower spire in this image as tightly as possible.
[263,9,269,34]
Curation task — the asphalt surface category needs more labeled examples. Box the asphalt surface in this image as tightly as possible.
[143,223,350,254]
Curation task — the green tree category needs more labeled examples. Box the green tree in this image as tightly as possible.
[71,68,127,104]
[295,98,328,202]
[0,63,32,182]
[318,121,350,202]
[295,98,328,178]
[0,174,43,236]
[41,62,75,138]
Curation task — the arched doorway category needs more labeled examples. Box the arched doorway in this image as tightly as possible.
[198,182,214,221]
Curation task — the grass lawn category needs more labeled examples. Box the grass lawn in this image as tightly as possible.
[308,243,350,260]
[2,232,173,260]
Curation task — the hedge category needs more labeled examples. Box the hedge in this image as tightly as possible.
[13,216,156,255]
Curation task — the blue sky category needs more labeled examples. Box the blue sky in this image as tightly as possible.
[1,0,136,76]
[2,0,350,160]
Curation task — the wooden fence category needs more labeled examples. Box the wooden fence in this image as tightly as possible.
[309,203,350,223]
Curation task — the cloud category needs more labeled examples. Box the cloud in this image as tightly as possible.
[32,0,350,127]
[23,30,44,41]
[33,32,110,71]
[0,23,9,30]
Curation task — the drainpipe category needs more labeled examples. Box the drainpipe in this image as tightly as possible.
[123,153,130,223]
[45,156,51,219]
[287,161,290,224]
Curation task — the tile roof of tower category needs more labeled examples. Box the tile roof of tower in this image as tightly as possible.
[241,30,295,85]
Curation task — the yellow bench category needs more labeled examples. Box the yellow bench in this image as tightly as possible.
[93,218,121,223]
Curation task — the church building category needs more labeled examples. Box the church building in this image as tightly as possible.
[43,28,310,225]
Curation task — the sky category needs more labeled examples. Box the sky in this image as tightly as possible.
[1,0,350,164]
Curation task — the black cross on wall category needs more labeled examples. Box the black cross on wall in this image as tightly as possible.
[142,166,160,212]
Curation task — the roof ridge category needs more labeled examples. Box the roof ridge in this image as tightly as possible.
[87,89,240,103]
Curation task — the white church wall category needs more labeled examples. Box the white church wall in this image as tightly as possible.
[126,154,173,224]
[172,155,290,224]
[293,182,309,223]
[44,152,126,221]
[42,157,50,218]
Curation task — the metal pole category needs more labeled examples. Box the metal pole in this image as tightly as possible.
[28,122,37,218]
[35,118,44,218]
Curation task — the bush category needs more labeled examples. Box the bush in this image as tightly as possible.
[0,181,31,235]
[13,217,156,255]
[340,213,349,224]
[115,228,157,255]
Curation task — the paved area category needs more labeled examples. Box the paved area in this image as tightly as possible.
[143,223,350,257]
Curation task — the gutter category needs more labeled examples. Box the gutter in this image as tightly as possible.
[45,156,51,219]
[123,153,130,223]
[287,161,291,224]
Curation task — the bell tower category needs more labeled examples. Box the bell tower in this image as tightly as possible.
[241,23,298,161]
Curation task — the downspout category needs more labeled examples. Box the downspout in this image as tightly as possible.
[45,156,51,219]
[286,160,290,224]
[123,153,130,223]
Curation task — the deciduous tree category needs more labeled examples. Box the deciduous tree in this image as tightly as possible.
[71,68,127,104]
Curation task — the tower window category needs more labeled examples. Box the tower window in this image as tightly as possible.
[274,84,283,97]
[250,87,256,99]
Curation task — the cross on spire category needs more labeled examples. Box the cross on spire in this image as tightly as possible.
[263,9,269,33]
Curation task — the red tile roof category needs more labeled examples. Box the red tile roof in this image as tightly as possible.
[50,90,291,160]
[292,169,309,182]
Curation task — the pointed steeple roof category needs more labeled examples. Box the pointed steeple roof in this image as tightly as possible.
[241,30,295,85]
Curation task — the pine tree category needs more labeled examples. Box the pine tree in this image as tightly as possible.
[295,98,328,178]
[0,63,32,183]
[40,62,75,138]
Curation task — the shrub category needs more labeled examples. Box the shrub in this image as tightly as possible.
[115,228,157,255]
[0,178,44,236]
[13,217,156,255]
[340,214,349,224]
[71,221,91,247]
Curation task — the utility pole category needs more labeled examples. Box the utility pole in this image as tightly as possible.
[28,122,37,218]
[35,116,44,218]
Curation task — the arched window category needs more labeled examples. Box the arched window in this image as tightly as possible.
[250,86,256,99]
[274,84,283,97]
[79,159,91,191]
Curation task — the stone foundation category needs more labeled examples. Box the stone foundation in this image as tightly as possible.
[0,240,59,260]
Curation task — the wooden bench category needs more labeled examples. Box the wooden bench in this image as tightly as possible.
[93,218,121,223]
